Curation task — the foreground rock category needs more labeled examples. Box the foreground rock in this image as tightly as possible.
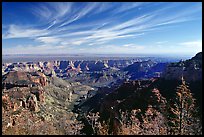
[2,70,93,135]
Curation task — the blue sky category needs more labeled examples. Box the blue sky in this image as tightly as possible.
[2,2,202,56]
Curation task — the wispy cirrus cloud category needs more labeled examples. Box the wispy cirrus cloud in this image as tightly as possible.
[2,2,202,54]
[31,2,73,22]
[58,2,101,27]
[2,25,49,39]
[111,2,145,14]
[35,36,61,44]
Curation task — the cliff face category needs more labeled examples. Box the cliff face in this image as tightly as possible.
[98,79,166,114]
[2,68,95,135]
[2,59,169,88]
[2,71,48,113]
[71,53,202,134]
[97,52,202,117]
[162,52,202,82]
[73,78,167,134]
[2,71,48,89]
[123,60,167,80]
[2,60,135,74]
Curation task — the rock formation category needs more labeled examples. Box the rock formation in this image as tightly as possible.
[162,52,202,82]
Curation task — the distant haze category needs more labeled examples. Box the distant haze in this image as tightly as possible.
[2,54,192,64]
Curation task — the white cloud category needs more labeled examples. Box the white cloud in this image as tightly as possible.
[4,2,200,43]
[2,2,202,54]
[59,2,100,27]
[31,2,73,22]
[3,25,49,39]
[111,2,145,14]
[155,41,168,44]
[179,40,202,48]
[35,36,61,44]
[31,4,52,21]
[3,44,69,54]
[71,40,85,45]
[83,44,145,54]
[122,44,145,49]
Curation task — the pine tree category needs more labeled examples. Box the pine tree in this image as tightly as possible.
[168,77,202,135]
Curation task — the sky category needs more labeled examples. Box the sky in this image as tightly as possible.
[2,2,202,56]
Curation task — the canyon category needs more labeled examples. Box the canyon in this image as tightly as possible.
[2,52,202,135]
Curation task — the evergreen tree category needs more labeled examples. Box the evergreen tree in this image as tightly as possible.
[168,77,202,135]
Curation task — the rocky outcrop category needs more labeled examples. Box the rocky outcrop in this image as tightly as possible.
[2,86,45,112]
[31,87,45,102]
[2,94,12,111]
[29,71,47,86]
[2,69,92,135]
[123,60,167,80]
[27,94,39,112]
[2,71,48,89]
[75,79,167,134]
[2,70,47,116]
[3,71,30,83]
[2,60,138,76]
[162,52,202,82]
[2,58,171,88]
